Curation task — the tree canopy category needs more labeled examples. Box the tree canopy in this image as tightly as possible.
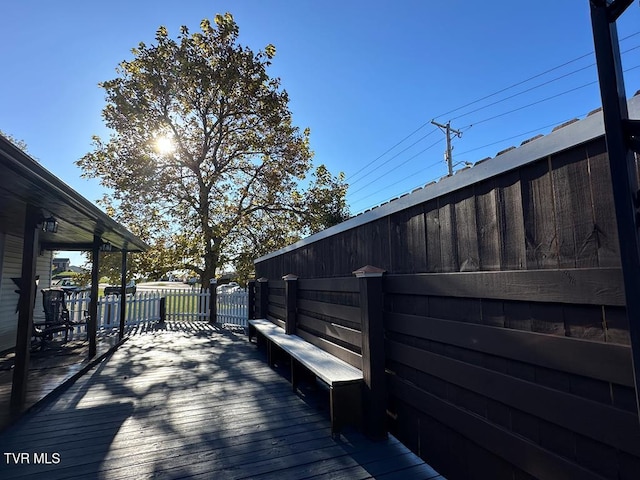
[78,13,348,284]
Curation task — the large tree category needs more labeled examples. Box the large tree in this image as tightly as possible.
[78,13,348,284]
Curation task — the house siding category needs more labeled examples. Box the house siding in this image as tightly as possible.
[0,234,53,352]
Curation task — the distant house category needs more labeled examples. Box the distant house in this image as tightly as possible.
[52,257,70,273]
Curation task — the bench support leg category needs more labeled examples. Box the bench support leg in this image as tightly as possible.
[291,359,317,393]
[267,339,274,368]
[291,358,300,392]
[330,382,362,436]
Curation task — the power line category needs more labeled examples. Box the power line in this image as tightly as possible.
[456,117,587,157]
[463,63,640,129]
[468,81,598,127]
[345,31,639,189]
[349,86,605,203]
[350,108,617,213]
[451,63,595,121]
[349,128,438,186]
[346,120,433,182]
[449,44,640,123]
[348,137,443,197]
[345,32,640,211]
[350,158,443,207]
[432,54,593,121]
[432,30,640,122]
[350,79,604,203]
[349,64,639,207]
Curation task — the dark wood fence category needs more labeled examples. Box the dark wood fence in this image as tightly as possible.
[257,136,627,279]
[253,101,640,480]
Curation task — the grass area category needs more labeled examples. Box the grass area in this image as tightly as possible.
[165,293,208,316]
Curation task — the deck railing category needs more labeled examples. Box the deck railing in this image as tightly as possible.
[63,287,249,334]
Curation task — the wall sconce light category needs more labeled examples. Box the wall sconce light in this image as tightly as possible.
[42,216,58,233]
[99,242,113,252]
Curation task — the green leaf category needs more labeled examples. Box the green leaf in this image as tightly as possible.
[264,44,276,59]
[202,18,212,31]
[156,26,168,38]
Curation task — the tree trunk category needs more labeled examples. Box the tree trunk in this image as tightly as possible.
[201,248,218,287]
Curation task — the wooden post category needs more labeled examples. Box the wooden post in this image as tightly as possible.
[159,297,166,324]
[118,249,128,340]
[106,303,112,328]
[248,280,256,320]
[590,0,640,419]
[88,236,100,358]
[354,265,387,440]
[257,277,269,319]
[283,274,298,335]
[209,278,217,324]
[10,205,40,416]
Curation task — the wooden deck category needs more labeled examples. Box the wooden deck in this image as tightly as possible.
[0,322,443,479]
[0,332,126,430]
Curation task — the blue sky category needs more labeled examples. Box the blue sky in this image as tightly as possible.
[1,1,640,265]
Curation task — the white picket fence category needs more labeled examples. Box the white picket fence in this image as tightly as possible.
[217,291,249,328]
[162,288,210,322]
[66,291,162,334]
[64,288,249,334]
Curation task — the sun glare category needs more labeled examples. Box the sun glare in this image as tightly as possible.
[154,135,175,155]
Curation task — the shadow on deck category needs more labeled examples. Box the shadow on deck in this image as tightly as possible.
[0,331,126,431]
[0,321,443,479]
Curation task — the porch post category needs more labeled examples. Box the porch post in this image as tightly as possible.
[247,280,256,320]
[88,236,100,358]
[209,278,217,324]
[118,249,128,340]
[159,297,166,324]
[10,204,40,416]
[257,277,269,319]
[354,265,387,440]
[282,274,298,335]
[590,0,640,419]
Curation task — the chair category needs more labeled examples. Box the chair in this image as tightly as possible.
[32,288,77,350]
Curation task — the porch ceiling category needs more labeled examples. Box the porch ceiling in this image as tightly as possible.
[0,135,148,252]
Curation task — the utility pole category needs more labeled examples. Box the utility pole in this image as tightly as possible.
[431,120,462,176]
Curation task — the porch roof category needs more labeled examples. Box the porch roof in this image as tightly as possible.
[0,135,148,252]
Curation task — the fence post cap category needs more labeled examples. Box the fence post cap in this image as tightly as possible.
[282,274,299,281]
[353,265,386,278]
[257,277,269,283]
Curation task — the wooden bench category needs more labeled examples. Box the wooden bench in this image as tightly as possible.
[248,318,363,435]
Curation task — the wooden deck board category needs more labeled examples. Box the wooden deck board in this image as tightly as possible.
[0,334,123,429]
[0,322,442,479]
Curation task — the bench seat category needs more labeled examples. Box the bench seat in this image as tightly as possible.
[248,318,363,435]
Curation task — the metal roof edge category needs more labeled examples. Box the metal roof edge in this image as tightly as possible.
[0,135,149,252]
